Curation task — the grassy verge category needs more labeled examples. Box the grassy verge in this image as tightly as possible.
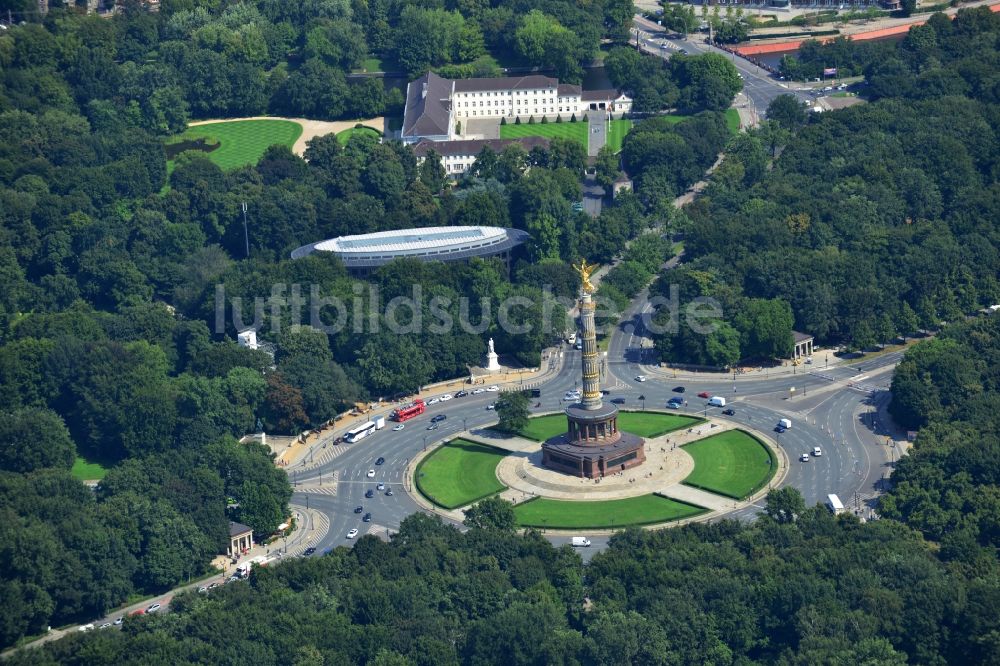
[71,456,108,481]
[337,126,382,145]
[415,438,508,509]
[682,429,776,499]
[166,119,302,171]
[725,108,741,134]
[514,494,706,529]
[517,411,703,442]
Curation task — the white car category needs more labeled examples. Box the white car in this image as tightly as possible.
[377,482,385,491]
[472,388,486,395]
[813,447,822,457]
[392,424,404,431]
[347,528,359,539]
[427,397,440,405]
[366,469,375,478]
[78,624,95,632]
[147,603,161,613]
[486,385,499,392]
[113,617,123,626]
[439,394,453,401]
[564,391,581,401]
[800,453,810,462]
[486,403,496,410]
[99,623,112,630]
[635,375,647,382]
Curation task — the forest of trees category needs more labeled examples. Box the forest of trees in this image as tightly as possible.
[646,8,1000,365]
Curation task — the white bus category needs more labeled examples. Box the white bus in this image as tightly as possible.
[827,494,845,515]
[344,421,377,443]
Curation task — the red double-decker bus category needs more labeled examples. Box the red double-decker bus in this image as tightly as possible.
[391,399,426,422]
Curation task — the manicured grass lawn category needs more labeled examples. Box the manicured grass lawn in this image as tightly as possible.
[517,411,702,442]
[415,438,508,509]
[166,119,303,171]
[725,108,741,134]
[71,456,108,481]
[500,120,588,146]
[606,118,632,152]
[337,126,382,145]
[514,494,706,529]
[682,430,776,500]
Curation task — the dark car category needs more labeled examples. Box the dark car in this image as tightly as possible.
[697,391,711,399]
[529,388,542,398]
[673,386,686,393]
[363,513,372,522]
[455,390,468,398]
[385,488,394,496]
[610,397,626,405]
[365,489,375,498]
[303,547,317,556]
[722,408,735,416]
[431,414,447,423]
[375,456,385,465]
[354,505,363,513]
[774,425,786,433]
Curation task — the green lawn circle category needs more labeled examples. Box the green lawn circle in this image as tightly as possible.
[516,411,703,442]
[681,429,777,500]
[513,495,706,529]
[415,438,508,509]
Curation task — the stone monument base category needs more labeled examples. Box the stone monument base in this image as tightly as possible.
[541,403,646,479]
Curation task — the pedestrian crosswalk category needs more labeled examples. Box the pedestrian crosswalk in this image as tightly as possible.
[366,523,390,540]
[297,471,339,496]
[304,442,348,469]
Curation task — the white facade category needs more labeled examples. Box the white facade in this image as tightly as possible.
[453,85,577,119]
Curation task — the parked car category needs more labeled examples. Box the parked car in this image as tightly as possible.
[146,603,161,613]
[113,617,123,626]
[99,623,112,630]
[455,390,468,397]
[486,403,496,410]
[347,528,359,539]
[486,385,500,392]
[78,624,95,632]
[198,586,208,593]
[472,388,485,394]
[375,456,385,465]
[697,391,711,399]
[427,397,440,405]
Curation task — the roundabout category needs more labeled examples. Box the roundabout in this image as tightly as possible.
[407,411,785,532]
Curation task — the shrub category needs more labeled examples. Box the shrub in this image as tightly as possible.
[555,115,562,123]
[541,116,548,124]
[500,117,507,125]
[515,116,521,124]
[571,113,577,122]
[528,116,535,124]
[455,121,462,134]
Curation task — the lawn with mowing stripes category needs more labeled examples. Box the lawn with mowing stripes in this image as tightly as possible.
[167,119,302,171]
[606,119,632,152]
[415,438,508,509]
[514,494,706,529]
[517,411,702,442]
[682,430,776,499]
[500,120,588,146]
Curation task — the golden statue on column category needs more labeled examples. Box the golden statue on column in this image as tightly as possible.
[573,259,597,294]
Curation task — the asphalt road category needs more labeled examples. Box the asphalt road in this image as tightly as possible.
[631,15,813,121]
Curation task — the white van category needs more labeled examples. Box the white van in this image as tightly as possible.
[571,537,591,547]
[778,418,792,429]
[708,396,726,407]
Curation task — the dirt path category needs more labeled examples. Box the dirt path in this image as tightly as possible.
[186,116,384,156]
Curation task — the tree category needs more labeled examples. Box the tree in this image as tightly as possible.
[594,145,621,190]
[765,487,806,523]
[418,150,446,193]
[766,94,808,129]
[901,0,917,17]
[0,408,75,473]
[495,391,530,433]
[463,496,517,532]
[897,302,919,340]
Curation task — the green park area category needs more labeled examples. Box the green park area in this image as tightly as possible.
[681,430,777,499]
[499,119,632,153]
[415,438,508,509]
[657,109,741,134]
[71,456,108,481]
[165,119,303,171]
[337,125,382,145]
[517,411,702,443]
[514,494,706,529]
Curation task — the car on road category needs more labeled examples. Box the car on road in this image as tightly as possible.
[347,528,359,539]
[697,391,711,399]
[813,447,822,457]
[673,386,685,393]
[363,512,372,522]
[666,401,681,409]
[426,423,439,430]
[304,547,317,556]
[355,505,363,513]
[775,425,786,433]
[392,424,404,431]
[375,456,385,465]
[472,388,486,394]
[366,469,376,477]
[113,617,123,626]
[635,375,647,382]
[427,397,440,405]
[678,48,688,54]
[486,385,500,392]
[431,414,447,423]
[455,390,468,397]
[722,408,735,416]
[564,391,581,401]
[800,453,810,462]
[198,586,208,593]
[365,489,375,498]
[99,623,112,630]
[486,403,495,410]
[209,583,219,589]
[440,394,453,401]
[385,488,393,496]
[147,603,161,613]
[78,624,95,632]
[610,397,626,404]
[377,482,385,490]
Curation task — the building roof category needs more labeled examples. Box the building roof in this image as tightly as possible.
[412,136,550,158]
[453,74,558,93]
[229,521,252,537]
[558,83,582,97]
[291,226,531,268]
[402,72,453,139]
[792,330,814,343]
[581,89,629,101]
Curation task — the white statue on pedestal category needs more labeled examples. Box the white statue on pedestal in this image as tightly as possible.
[488,338,495,354]
[485,336,501,371]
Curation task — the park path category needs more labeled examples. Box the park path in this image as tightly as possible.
[186,116,384,156]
